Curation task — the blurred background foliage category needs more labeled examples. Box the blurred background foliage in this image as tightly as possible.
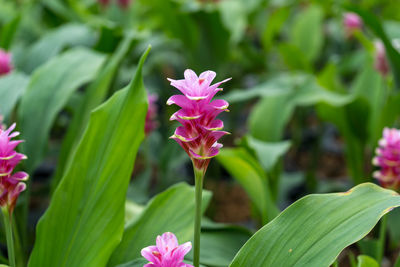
[1,0,400,266]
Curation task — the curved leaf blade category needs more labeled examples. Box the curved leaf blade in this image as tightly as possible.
[0,72,29,119]
[52,35,135,190]
[230,183,400,267]
[28,47,150,267]
[19,48,105,172]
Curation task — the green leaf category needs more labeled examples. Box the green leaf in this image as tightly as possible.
[243,135,291,172]
[0,72,29,119]
[19,48,105,172]
[291,5,324,63]
[357,255,379,267]
[52,35,135,190]
[27,46,150,267]
[19,23,97,73]
[217,148,279,224]
[108,183,212,265]
[230,183,400,267]
[0,14,20,50]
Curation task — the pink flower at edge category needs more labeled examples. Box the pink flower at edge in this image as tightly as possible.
[141,232,193,267]
[343,12,363,36]
[145,93,158,136]
[374,40,390,77]
[117,0,131,9]
[373,128,400,190]
[0,123,28,213]
[0,49,12,76]
[167,69,231,172]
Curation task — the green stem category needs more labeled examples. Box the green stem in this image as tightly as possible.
[193,167,204,267]
[2,208,16,267]
[377,215,387,264]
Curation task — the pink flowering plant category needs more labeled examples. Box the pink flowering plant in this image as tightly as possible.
[167,69,230,267]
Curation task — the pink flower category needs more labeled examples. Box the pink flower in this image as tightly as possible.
[0,49,12,76]
[117,0,131,8]
[0,123,28,213]
[373,128,400,190]
[145,93,158,136]
[343,13,362,36]
[167,69,230,172]
[374,41,390,76]
[141,232,193,267]
[98,0,110,7]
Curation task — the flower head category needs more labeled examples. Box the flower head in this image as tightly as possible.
[373,128,400,190]
[0,123,28,213]
[374,40,390,76]
[145,93,158,136]
[0,49,12,76]
[167,69,230,172]
[141,232,193,267]
[343,12,362,36]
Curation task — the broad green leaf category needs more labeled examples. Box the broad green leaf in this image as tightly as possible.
[278,43,311,71]
[27,47,150,267]
[291,5,324,63]
[347,6,400,88]
[19,48,105,172]
[218,0,247,43]
[108,183,212,265]
[230,183,400,267]
[52,35,134,190]
[20,24,97,73]
[0,72,29,119]
[217,148,278,224]
[243,135,291,172]
[357,255,379,267]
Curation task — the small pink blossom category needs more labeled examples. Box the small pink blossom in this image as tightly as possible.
[117,0,131,8]
[374,41,390,76]
[0,123,28,213]
[343,12,362,36]
[141,232,193,267]
[145,93,158,136]
[373,128,400,190]
[167,69,230,172]
[0,49,12,76]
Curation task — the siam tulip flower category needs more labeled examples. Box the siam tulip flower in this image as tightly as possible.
[343,12,362,36]
[141,232,193,267]
[0,49,12,76]
[373,128,400,190]
[0,123,28,213]
[374,40,390,77]
[167,69,231,173]
[145,93,158,136]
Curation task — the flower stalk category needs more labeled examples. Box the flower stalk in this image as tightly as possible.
[2,207,15,267]
[193,166,204,267]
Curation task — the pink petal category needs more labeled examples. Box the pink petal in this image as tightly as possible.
[141,246,161,265]
[167,95,193,110]
[171,127,198,143]
[156,232,179,255]
[183,69,198,85]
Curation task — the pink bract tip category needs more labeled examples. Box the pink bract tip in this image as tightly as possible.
[0,49,12,76]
